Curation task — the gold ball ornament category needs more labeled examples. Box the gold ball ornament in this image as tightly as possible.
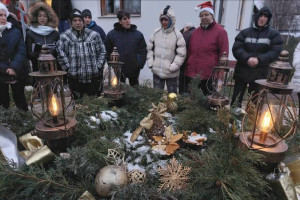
[168,93,177,102]
[95,165,128,197]
[167,101,178,113]
[128,170,146,184]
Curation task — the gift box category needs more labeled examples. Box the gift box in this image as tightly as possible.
[266,168,297,200]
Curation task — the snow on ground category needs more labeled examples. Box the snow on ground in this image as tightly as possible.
[187,134,207,143]
[209,128,216,133]
[127,163,145,172]
[100,110,118,122]
[124,131,145,148]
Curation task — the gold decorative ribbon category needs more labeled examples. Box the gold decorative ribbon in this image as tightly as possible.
[19,132,55,165]
[78,191,95,200]
[130,103,167,142]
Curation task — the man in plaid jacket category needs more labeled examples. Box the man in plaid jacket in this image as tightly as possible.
[57,9,106,98]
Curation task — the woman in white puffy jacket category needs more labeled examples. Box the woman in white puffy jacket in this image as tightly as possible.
[292,42,300,115]
[147,5,186,93]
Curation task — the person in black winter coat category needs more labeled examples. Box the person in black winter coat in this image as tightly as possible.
[0,3,28,111]
[231,7,283,108]
[26,2,59,73]
[105,11,147,86]
[82,9,106,42]
[51,0,72,33]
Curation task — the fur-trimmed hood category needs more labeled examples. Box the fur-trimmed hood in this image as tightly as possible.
[159,6,176,31]
[28,2,58,28]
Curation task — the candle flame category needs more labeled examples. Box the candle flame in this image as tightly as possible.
[260,110,273,133]
[111,76,118,87]
[49,94,59,117]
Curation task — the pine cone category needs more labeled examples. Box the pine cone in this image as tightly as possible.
[145,120,165,139]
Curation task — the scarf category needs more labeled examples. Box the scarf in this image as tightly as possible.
[87,21,95,29]
[29,25,55,36]
[0,22,12,37]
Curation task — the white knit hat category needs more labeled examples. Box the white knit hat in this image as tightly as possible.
[195,1,214,16]
[0,2,9,17]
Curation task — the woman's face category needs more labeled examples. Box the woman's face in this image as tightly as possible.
[200,11,213,26]
[37,10,48,26]
[0,9,7,25]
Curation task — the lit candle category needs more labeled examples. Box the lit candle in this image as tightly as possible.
[111,76,118,87]
[49,94,60,123]
[259,110,273,143]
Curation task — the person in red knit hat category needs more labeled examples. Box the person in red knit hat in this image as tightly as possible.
[185,1,229,96]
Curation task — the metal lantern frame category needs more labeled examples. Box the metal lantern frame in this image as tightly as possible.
[103,47,126,100]
[29,45,77,141]
[239,51,298,163]
[207,52,231,107]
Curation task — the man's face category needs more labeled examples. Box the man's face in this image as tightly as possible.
[83,16,92,26]
[0,10,7,25]
[119,16,131,29]
[161,18,169,29]
[72,17,84,31]
[200,11,213,26]
[257,14,268,27]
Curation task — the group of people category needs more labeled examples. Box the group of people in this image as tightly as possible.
[0,0,298,114]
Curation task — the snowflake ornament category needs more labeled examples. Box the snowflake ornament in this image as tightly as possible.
[157,157,191,192]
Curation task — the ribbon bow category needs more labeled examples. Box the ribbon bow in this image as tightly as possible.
[130,103,167,142]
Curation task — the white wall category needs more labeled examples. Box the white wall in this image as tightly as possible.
[71,0,254,82]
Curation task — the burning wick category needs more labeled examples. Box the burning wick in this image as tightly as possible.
[49,94,59,123]
[259,110,272,143]
[111,76,118,87]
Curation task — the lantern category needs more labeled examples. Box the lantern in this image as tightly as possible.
[207,52,230,107]
[29,45,77,153]
[103,47,126,100]
[239,51,298,163]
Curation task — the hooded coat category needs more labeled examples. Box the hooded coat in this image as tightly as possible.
[26,2,59,71]
[105,23,147,79]
[232,7,283,82]
[292,42,300,93]
[147,7,186,79]
[0,26,27,80]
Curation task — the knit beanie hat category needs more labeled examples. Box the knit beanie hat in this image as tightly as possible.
[0,2,9,17]
[70,9,83,21]
[82,9,92,18]
[195,1,214,17]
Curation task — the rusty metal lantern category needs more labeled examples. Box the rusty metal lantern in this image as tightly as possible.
[103,47,126,100]
[29,45,77,153]
[207,52,230,107]
[239,51,298,163]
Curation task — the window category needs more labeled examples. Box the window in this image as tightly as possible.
[101,0,141,16]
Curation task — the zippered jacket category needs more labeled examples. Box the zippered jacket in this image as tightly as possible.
[25,30,59,59]
[0,27,27,80]
[147,7,186,79]
[88,21,106,42]
[105,23,147,78]
[232,7,283,82]
[292,42,300,93]
[26,2,59,71]
[56,28,106,83]
[185,21,229,80]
